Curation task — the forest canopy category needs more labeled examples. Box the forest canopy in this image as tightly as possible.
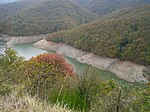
[46,4,150,65]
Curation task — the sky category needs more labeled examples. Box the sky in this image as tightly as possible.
[0,0,18,4]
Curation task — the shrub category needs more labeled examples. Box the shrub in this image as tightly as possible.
[1,50,149,112]
[32,53,74,76]
[90,81,150,112]
[16,53,75,99]
[0,48,24,67]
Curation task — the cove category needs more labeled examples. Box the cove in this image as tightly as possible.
[12,43,126,83]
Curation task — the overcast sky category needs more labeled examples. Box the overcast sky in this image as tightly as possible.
[0,0,18,4]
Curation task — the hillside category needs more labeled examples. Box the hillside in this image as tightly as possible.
[73,0,150,16]
[0,0,149,36]
[0,0,98,36]
[46,4,150,65]
[0,0,40,21]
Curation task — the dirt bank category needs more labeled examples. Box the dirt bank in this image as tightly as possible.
[6,35,47,48]
[33,39,149,83]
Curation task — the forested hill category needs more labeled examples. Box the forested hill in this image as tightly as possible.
[0,0,149,36]
[0,0,98,36]
[46,4,150,65]
[0,0,40,20]
[73,0,150,16]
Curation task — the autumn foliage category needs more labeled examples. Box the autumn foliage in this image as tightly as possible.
[31,53,74,76]
[13,53,75,99]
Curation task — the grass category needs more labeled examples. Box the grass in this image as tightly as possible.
[0,49,149,112]
[0,93,76,112]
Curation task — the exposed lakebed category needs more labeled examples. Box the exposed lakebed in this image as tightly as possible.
[12,43,126,83]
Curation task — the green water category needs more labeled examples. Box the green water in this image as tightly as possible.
[12,43,47,60]
[12,43,126,83]
[65,56,126,84]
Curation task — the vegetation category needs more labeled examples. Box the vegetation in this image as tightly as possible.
[0,94,75,112]
[0,0,97,36]
[1,0,149,36]
[0,49,150,112]
[73,0,150,16]
[0,0,149,111]
[31,53,74,76]
[47,4,150,65]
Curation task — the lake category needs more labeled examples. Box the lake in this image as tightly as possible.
[0,40,6,54]
[12,43,126,83]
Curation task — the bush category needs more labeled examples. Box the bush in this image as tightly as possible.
[14,53,75,99]
[0,50,149,112]
[0,48,24,66]
[32,53,74,76]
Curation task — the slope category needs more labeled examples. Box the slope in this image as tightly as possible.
[46,4,150,65]
[0,0,98,36]
[73,0,150,16]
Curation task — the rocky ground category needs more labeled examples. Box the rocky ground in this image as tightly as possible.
[6,35,47,48]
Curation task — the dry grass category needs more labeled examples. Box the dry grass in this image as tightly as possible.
[0,94,75,112]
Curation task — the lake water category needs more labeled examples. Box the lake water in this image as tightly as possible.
[12,43,47,60]
[0,40,6,54]
[12,43,126,83]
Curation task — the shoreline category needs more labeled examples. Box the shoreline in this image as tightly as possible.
[33,39,149,83]
[6,35,47,48]
[2,35,149,83]
[0,34,47,48]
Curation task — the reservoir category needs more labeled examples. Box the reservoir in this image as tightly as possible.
[0,40,6,54]
[12,43,126,83]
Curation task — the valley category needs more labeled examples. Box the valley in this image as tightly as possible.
[12,42,124,83]
[1,35,148,83]
[0,0,150,112]
[0,35,126,83]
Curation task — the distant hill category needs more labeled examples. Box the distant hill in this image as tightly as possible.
[1,0,149,36]
[0,0,39,20]
[0,0,98,36]
[73,0,150,16]
[46,4,150,65]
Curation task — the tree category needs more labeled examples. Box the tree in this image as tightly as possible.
[15,53,75,99]
[31,53,74,76]
[0,48,24,67]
